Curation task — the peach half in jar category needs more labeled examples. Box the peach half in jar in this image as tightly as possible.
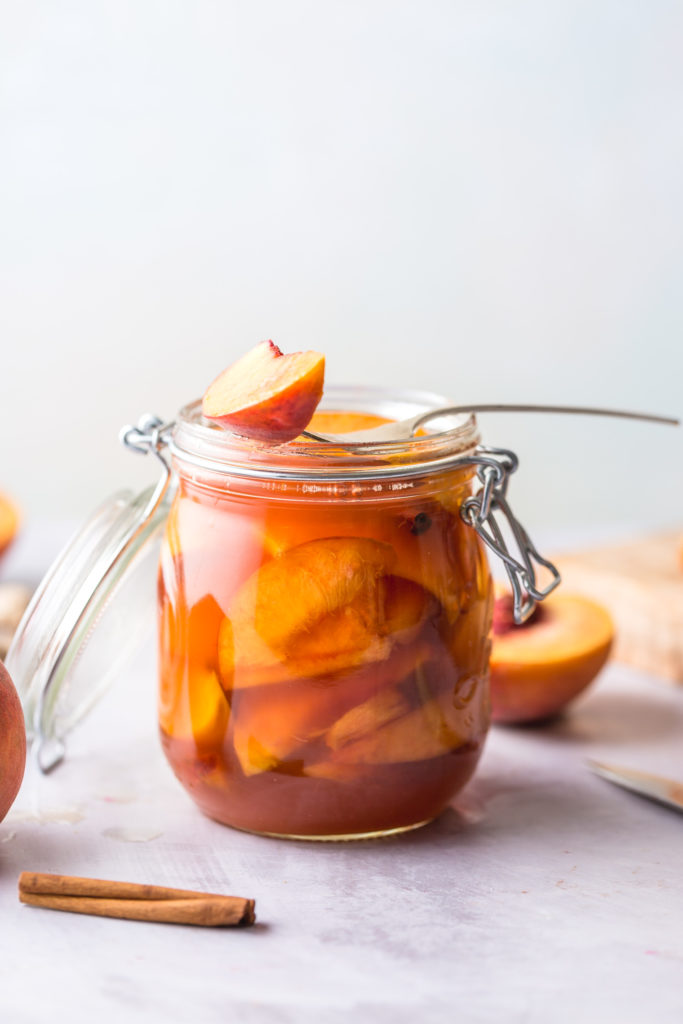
[158,408,492,838]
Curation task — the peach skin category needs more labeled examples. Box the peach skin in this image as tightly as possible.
[0,660,26,822]
[490,591,614,724]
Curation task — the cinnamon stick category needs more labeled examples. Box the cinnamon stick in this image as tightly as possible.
[18,872,255,927]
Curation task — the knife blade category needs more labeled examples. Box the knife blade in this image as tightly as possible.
[587,760,683,814]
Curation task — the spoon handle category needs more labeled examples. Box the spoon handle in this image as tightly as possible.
[414,403,680,431]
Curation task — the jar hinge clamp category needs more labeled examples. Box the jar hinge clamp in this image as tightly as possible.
[119,414,176,515]
[461,446,561,623]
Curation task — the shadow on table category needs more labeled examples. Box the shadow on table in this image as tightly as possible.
[283,776,605,854]
[526,689,683,745]
[374,783,608,849]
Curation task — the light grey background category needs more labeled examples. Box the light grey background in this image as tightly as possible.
[1,1,681,536]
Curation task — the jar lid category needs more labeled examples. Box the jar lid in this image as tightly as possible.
[6,433,174,771]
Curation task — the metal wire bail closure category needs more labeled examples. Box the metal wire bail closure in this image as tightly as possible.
[119,413,175,470]
[461,446,561,623]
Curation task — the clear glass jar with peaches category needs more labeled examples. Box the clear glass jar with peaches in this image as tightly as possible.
[158,387,494,839]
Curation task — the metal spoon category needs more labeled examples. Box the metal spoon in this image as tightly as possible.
[301,403,680,444]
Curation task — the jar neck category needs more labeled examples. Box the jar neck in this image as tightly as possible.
[170,386,480,483]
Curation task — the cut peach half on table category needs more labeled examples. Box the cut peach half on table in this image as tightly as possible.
[490,591,614,724]
[202,340,325,444]
[0,493,19,558]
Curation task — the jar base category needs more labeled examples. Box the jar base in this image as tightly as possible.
[208,815,437,842]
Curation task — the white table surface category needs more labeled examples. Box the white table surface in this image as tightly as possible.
[1,523,683,1024]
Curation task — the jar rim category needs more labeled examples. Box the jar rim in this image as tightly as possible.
[169,386,481,482]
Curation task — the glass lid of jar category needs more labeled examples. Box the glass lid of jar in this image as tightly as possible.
[5,417,175,772]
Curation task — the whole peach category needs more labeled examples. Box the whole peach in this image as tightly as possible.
[0,660,26,821]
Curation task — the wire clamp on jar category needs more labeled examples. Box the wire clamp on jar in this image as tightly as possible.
[119,414,175,464]
[461,446,561,624]
[119,414,176,517]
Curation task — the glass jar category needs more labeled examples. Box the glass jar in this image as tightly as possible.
[7,385,559,835]
[157,387,494,839]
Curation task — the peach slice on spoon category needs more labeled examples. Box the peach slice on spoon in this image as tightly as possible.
[202,340,325,444]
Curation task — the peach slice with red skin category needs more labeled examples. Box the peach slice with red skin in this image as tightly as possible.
[490,591,614,724]
[202,340,325,444]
